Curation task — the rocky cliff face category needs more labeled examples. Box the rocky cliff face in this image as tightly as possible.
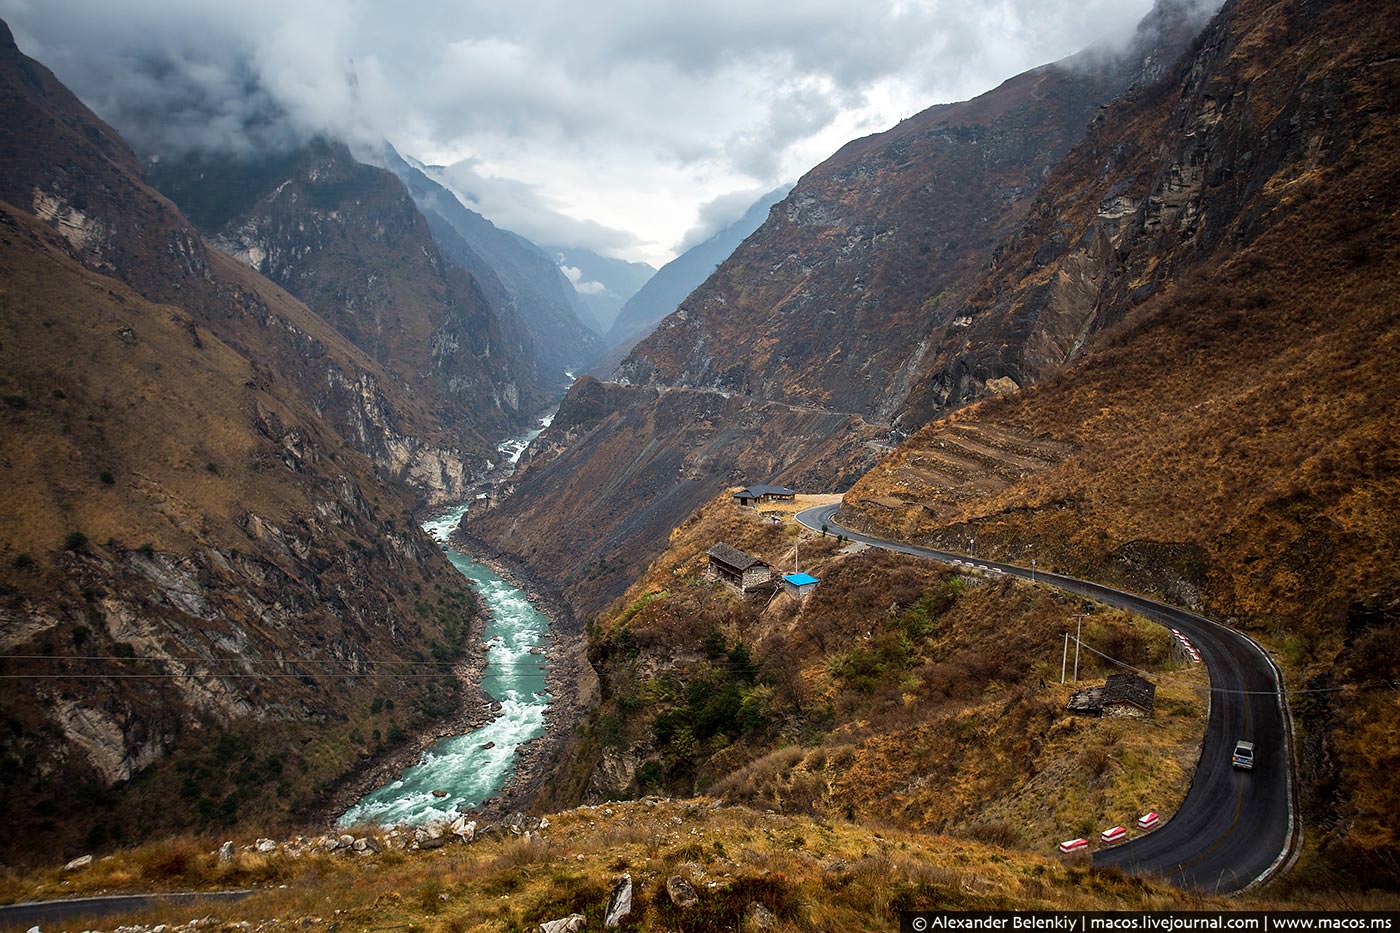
[465,1,1207,617]
[601,186,790,365]
[0,21,480,858]
[844,0,1400,880]
[387,148,604,377]
[150,141,551,489]
[616,4,1205,422]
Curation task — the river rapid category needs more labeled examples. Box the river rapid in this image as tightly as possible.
[337,410,558,827]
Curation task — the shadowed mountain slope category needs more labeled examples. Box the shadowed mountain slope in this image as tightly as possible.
[151,141,549,444]
[0,19,480,859]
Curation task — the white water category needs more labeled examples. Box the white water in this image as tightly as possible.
[496,408,556,466]
[339,405,564,827]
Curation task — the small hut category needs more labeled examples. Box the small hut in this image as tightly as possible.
[706,543,773,593]
[782,572,820,599]
[1066,672,1156,719]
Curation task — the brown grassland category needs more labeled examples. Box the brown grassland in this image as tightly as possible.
[542,495,1208,864]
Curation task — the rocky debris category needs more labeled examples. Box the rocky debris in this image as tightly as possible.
[538,915,586,933]
[747,901,778,930]
[603,873,632,928]
[255,838,278,853]
[414,822,447,850]
[666,874,700,908]
[63,854,93,871]
[450,815,477,842]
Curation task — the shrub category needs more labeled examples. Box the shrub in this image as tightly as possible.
[12,553,33,569]
[3,394,26,409]
[64,532,88,551]
[99,470,115,485]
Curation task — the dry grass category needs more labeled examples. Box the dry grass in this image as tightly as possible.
[571,494,1207,864]
[6,799,1328,930]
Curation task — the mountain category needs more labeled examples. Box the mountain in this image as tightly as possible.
[545,245,654,336]
[841,0,1400,880]
[150,140,550,450]
[464,1,1204,617]
[0,20,481,857]
[602,185,790,361]
[383,146,604,378]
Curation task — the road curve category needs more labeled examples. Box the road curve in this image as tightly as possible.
[795,503,1298,894]
[0,890,253,930]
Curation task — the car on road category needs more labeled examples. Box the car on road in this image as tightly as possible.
[1232,740,1255,770]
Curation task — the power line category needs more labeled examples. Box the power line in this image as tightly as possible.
[0,653,489,667]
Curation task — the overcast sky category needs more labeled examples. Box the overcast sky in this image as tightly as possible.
[4,0,1156,266]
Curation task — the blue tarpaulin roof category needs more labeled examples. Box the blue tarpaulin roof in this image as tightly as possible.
[783,573,820,586]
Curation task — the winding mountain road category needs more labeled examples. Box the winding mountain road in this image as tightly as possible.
[795,503,1298,894]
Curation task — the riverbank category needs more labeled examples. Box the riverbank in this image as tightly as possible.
[450,527,598,822]
[312,602,498,828]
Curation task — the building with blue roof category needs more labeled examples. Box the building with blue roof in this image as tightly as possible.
[782,572,820,598]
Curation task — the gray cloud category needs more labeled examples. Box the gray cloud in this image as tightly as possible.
[1,0,1164,262]
[676,185,790,254]
[426,158,645,257]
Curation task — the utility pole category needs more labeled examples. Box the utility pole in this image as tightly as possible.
[1031,557,1037,584]
[1061,632,1069,684]
[1073,613,1084,682]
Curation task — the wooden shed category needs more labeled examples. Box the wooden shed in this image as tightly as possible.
[706,543,772,593]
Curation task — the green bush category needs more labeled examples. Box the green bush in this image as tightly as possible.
[64,531,88,551]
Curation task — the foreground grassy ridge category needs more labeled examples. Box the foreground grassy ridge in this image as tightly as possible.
[2,800,1276,930]
[557,495,1206,855]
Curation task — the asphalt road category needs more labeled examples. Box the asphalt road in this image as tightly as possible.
[795,503,1297,894]
[0,890,253,931]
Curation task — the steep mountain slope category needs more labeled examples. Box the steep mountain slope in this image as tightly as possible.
[0,21,480,858]
[151,142,548,443]
[842,0,1400,882]
[602,186,790,359]
[616,3,1203,420]
[0,30,487,504]
[546,245,654,336]
[539,493,1206,855]
[465,1,1205,618]
[387,148,604,375]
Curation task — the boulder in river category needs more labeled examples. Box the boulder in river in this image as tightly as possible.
[432,789,449,798]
